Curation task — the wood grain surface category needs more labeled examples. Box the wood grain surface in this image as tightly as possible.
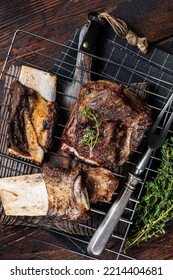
[0,0,173,260]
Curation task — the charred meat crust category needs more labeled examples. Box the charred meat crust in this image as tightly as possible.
[8,81,33,155]
[61,80,152,170]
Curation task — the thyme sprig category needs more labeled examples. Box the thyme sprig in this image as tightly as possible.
[124,137,173,252]
[81,108,101,158]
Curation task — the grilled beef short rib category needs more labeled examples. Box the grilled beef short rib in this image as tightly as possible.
[8,80,56,162]
[41,164,118,222]
[61,80,152,170]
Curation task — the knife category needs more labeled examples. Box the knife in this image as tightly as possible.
[59,13,104,110]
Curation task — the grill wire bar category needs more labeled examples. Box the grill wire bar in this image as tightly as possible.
[0,29,172,260]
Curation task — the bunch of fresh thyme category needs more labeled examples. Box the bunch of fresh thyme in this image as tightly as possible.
[81,108,101,158]
[124,137,173,251]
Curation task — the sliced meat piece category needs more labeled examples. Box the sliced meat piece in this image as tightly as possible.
[61,80,152,170]
[8,80,57,163]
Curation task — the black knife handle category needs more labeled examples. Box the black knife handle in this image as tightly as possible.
[80,12,105,54]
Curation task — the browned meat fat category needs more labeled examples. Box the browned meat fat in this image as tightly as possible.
[61,80,152,170]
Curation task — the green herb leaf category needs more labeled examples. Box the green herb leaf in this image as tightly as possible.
[81,108,102,158]
[124,137,173,252]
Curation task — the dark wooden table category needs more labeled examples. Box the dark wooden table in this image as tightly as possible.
[0,0,173,260]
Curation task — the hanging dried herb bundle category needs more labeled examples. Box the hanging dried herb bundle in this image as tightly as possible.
[124,137,173,251]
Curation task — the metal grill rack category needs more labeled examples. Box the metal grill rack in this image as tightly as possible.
[0,28,172,260]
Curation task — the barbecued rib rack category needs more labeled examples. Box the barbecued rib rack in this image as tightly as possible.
[0,28,172,260]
